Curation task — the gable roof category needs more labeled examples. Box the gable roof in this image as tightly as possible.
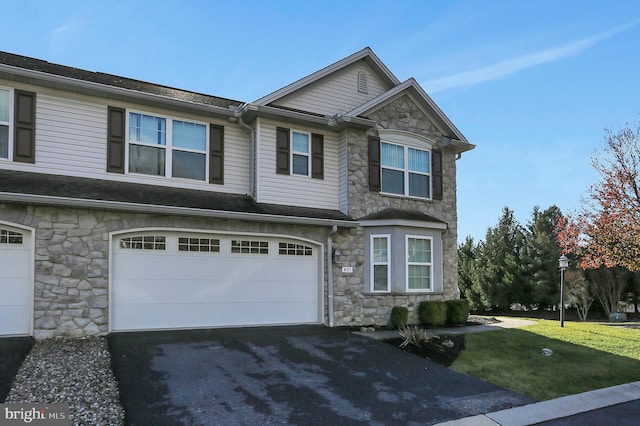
[349,78,474,150]
[253,47,400,106]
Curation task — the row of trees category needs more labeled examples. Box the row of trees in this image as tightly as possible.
[460,121,640,319]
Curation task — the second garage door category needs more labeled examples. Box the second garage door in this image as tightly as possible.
[111,231,321,331]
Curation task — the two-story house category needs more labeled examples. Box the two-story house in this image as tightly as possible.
[0,48,474,339]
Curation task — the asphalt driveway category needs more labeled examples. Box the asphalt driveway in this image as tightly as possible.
[108,325,534,425]
[0,336,33,402]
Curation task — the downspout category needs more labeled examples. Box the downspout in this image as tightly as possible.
[327,225,338,327]
[237,105,256,197]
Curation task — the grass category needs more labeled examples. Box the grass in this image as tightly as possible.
[450,319,640,401]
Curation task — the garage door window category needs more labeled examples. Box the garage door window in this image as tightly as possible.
[278,242,312,256]
[178,237,220,252]
[120,236,166,250]
[231,240,269,254]
[0,228,23,244]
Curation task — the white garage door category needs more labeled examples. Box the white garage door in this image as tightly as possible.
[0,226,31,336]
[111,232,321,331]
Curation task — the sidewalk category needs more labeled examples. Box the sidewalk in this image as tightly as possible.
[436,381,640,425]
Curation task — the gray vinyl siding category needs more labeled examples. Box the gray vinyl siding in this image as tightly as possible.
[256,119,340,210]
[0,82,251,195]
[273,62,389,116]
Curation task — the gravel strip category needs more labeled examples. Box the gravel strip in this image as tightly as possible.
[6,336,125,426]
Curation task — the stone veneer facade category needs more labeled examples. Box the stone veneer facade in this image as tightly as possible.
[1,95,462,338]
[0,203,328,339]
[330,94,460,326]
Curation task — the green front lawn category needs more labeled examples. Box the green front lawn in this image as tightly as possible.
[450,319,640,401]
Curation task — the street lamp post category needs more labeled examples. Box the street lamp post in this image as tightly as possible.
[558,255,569,328]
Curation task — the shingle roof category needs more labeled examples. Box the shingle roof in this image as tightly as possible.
[0,51,243,110]
[359,208,446,224]
[0,170,354,223]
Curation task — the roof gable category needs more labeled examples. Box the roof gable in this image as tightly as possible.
[253,47,400,108]
[349,78,474,151]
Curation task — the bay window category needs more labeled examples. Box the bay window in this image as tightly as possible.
[371,235,390,292]
[406,236,432,291]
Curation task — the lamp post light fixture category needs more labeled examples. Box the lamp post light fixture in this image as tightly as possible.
[558,254,569,328]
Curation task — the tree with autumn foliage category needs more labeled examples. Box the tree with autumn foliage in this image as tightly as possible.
[556,121,640,316]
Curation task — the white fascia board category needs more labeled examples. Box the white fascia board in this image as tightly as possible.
[359,218,448,230]
[0,64,237,118]
[253,47,400,106]
[242,104,376,130]
[0,192,358,228]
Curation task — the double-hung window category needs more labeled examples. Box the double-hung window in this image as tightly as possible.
[0,88,10,159]
[406,236,433,291]
[371,235,390,292]
[128,112,207,181]
[291,131,310,176]
[381,142,431,198]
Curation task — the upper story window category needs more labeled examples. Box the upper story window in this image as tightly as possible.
[381,142,430,198]
[291,131,310,176]
[0,88,10,159]
[128,112,207,181]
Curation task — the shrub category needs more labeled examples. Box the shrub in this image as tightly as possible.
[390,306,409,329]
[446,299,470,325]
[398,325,433,348]
[419,301,447,326]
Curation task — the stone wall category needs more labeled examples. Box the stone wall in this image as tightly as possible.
[331,94,460,326]
[1,202,327,339]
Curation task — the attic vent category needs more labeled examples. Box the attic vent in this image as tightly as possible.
[357,72,368,93]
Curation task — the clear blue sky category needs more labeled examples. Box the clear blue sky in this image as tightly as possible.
[2,0,639,242]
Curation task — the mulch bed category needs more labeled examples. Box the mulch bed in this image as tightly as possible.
[383,334,466,367]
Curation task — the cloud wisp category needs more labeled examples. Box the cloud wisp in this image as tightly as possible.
[425,20,640,93]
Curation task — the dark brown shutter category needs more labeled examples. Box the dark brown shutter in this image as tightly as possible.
[13,90,36,163]
[276,127,290,175]
[368,135,381,192]
[432,149,443,200]
[311,133,324,179]
[209,124,224,184]
[106,106,125,173]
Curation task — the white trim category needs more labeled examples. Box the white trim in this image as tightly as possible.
[377,129,435,148]
[405,235,434,292]
[0,192,358,228]
[125,109,209,182]
[370,234,391,293]
[381,141,432,199]
[0,86,14,161]
[0,219,35,336]
[290,129,311,177]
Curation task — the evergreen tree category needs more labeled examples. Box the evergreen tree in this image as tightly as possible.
[520,205,563,308]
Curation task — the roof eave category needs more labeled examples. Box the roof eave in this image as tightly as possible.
[0,192,358,228]
[0,63,238,118]
[239,104,376,130]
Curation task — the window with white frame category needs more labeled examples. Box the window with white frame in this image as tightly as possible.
[406,236,432,291]
[381,142,431,198]
[371,235,390,292]
[128,112,207,181]
[291,131,310,176]
[0,88,11,159]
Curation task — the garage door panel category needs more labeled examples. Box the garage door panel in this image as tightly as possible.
[113,299,318,331]
[112,233,320,331]
[0,229,31,336]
